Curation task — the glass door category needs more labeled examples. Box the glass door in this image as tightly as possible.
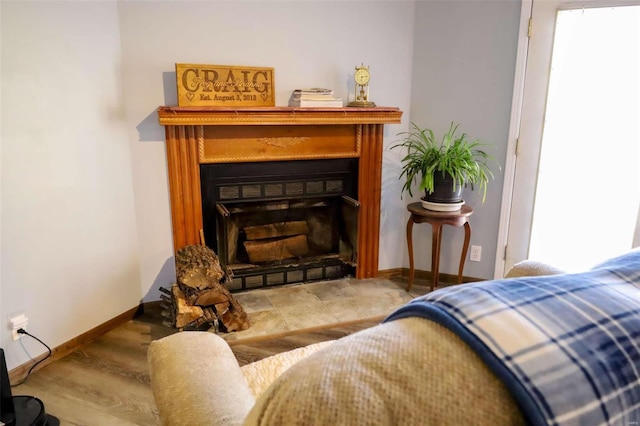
[502,1,640,274]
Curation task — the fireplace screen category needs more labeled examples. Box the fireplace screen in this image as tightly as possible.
[200,159,360,291]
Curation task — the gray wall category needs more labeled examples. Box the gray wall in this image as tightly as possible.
[117,1,415,308]
[0,0,521,370]
[405,0,521,279]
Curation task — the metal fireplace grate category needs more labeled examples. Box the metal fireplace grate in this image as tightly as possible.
[226,257,349,291]
[218,178,346,202]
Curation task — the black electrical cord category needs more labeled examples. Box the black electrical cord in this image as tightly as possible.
[10,329,52,387]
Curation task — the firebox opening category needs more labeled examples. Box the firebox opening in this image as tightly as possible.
[201,159,359,291]
[224,199,339,264]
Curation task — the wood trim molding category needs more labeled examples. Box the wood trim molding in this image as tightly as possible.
[158,106,402,126]
[356,124,383,278]
[9,305,140,385]
[165,126,203,249]
[378,268,483,285]
[198,124,361,163]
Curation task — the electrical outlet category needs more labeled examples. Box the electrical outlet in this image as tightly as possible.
[470,245,482,262]
[9,314,28,341]
[11,328,24,341]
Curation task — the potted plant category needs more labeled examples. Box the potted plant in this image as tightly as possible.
[391,122,497,205]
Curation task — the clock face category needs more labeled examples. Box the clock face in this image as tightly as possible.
[354,68,370,85]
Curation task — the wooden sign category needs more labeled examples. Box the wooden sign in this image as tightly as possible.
[176,63,275,107]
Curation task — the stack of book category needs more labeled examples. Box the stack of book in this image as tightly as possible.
[288,88,343,107]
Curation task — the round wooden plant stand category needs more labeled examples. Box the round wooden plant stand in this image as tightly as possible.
[405,202,473,292]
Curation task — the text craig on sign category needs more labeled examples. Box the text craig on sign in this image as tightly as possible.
[175,64,275,107]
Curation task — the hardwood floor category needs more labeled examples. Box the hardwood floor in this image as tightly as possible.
[229,317,381,367]
[9,306,380,425]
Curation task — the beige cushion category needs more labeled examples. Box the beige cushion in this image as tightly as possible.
[244,317,524,426]
[240,340,335,398]
[505,260,565,278]
[148,332,255,426]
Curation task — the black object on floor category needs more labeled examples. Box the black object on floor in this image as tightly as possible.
[11,395,59,426]
[1,348,59,426]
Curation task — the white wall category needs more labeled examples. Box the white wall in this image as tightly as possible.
[406,0,521,279]
[1,2,140,369]
[117,1,416,303]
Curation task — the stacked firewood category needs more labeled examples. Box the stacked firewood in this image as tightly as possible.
[160,245,250,332]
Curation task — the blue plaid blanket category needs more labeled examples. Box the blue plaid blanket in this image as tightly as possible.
[385,249,640,425]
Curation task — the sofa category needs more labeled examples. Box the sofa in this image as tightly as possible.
[148,252,640,425]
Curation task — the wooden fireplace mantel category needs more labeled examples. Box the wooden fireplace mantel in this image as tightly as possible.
[158,106,403,279]
[158,106,402,126]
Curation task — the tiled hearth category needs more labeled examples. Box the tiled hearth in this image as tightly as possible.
[220,277,431,342]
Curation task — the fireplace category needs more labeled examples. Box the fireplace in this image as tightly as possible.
[157,106,402,289]
[201,158,360,290]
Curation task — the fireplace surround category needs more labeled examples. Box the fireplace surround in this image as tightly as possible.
[157,106,402,289]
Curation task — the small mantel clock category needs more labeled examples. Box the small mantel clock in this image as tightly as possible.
[347,64,376,107]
